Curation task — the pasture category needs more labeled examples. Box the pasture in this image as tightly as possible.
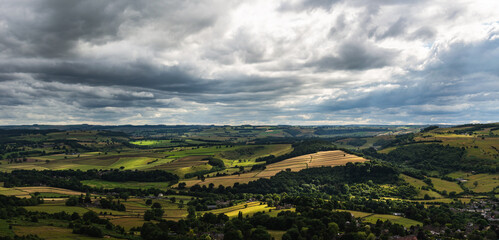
[446,172,499,193]
[0,187,31,198]
[462,173,499,193]
[362,214,422,228]
[13,225,114,240]
[16,186,84,196]
[268,230,286,240]
[25,203,89,215]
[0,186,84,199]
[0,219,14,237]
[400,174,443,199]
[336,210,374,218]
[400,174,426,188]
[81,180,171,190]
[429,177,463,193]
[182,150,368,187]
[335,210,423,228]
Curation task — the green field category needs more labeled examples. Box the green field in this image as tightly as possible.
[335,210,374,218]
[445,172,499,193]
[13,225,115,240]
[362,214,422,228]
[25,205,89,215]
[268,230,286,240]
[400,174,426,188]
[462,173,499,193]
[0,219,14,238]
[429,177,463,193]
[81,180,172,190]
[400,174,443,199]
[336,209,423,228]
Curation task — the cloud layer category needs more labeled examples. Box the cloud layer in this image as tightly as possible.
[0,0,498,125]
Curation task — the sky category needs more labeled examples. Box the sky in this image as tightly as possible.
[0,0,498,125]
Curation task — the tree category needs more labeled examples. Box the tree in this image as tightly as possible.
[141,222,164,240]
[71,212,80,221]
[326,222,339,239]
[224,230,243,240]
[144,210,156,221]
[251,226,271,240]
[66,196,79,206]
[187,206,196,220]
[152,202,162,209]
[367,233,376,240]
[82,211,100,223]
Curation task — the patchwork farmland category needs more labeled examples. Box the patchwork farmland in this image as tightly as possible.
[182,150,368,187]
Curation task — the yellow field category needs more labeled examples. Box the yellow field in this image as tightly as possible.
[202,201,293,218]
[0,187,31,198]
[183,150,368,187]
[109,217,148,230]
[14,186,84,196]
[255,150,367,178]
[0,186,84,199]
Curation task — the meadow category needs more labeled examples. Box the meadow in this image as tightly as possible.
[0,186,84,199]
[81,180,171,190]
[400,174,444,199]
[445,171,499,193]
[335,210,422,228]
[462,173,499,193]
[429,177,463,193]
[362,214,422,228]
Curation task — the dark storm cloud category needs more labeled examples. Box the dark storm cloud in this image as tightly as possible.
[373,17,407,40]
[307,41,397,71]
[0,0,229,58]
[0,1,132,58]
[0,58,302,97]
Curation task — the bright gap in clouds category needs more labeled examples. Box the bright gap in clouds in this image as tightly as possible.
[0,0,497,125]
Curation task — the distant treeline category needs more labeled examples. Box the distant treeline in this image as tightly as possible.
[314,127,390,135]
[0,169,179,188]
[363,143,497,174]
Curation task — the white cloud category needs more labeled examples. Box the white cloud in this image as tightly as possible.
[0,0,497,125]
